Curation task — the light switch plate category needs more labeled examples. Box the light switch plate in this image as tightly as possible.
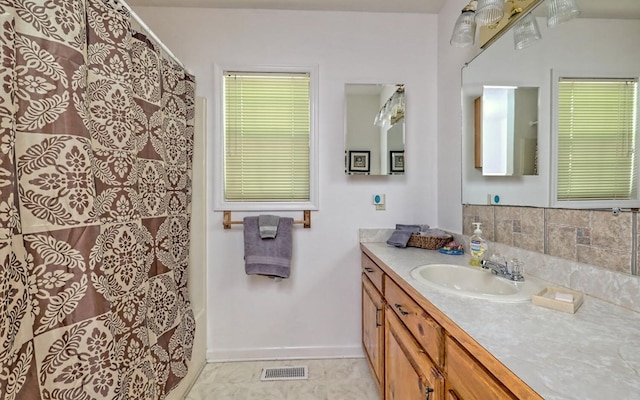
[373,194,385,211]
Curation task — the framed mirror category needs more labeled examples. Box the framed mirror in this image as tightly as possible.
[462,1,640,207]
[345,83,405,175]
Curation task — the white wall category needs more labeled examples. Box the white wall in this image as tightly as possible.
[436,1,480,233]
[133,7,439,361]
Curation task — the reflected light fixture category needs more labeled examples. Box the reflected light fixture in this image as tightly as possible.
[475,0,505,26]
[450,0,581,50]
[513,12,542,50]
[546,0,580,27]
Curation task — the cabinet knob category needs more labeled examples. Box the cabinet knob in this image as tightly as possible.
[394,303,410,316]
[364,267,374,273]
[425,386,434,400]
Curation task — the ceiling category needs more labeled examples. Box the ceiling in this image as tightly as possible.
[124,0,640,19]
[124,0,447,14]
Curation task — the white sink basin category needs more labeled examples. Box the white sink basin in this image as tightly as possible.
[410,263,545,303]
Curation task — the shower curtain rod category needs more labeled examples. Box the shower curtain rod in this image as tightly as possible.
[119,0,192,74]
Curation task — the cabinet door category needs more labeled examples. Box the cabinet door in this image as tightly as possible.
[362,275,384,393]
[385,308,444,400]
[445,335,517,400]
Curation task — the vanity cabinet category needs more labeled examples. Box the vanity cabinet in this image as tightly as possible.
[445,335,516,400]
[361,250,541,400]
[385,276,444,369]
[362,254,385,394]
[385,308,444,400]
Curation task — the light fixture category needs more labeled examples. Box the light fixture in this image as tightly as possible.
[450,3,477,47]
[513,12,542,50]
[475,0,505,26]
[374,86,405,127]
[545,0,580,27]
[450,0,580,50]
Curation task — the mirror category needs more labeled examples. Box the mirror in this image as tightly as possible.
[462,1,640,206]
[345,84,405,175]
[480,86,538,176]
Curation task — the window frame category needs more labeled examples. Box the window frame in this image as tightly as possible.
[550,70,640,208]
[213,64,319,211]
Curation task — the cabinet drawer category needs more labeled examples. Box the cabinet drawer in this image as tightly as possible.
[445,335,517,400]
[362,254,384,293]
[385,276,444,368]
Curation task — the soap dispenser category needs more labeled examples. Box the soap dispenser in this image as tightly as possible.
[469,222,488,267]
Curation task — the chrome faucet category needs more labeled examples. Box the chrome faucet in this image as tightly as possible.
[480,258,524,282]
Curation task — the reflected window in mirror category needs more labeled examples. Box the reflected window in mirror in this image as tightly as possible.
[553,76,639,208]
[345,84,405,176]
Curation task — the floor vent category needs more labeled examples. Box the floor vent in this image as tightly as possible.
[260,366,309,381]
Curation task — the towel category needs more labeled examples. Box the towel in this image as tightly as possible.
[259,214,280,239]
[386,224,429,248]
[395,224,422,232]
[419,228,450,238]
[244,216,293,279]
[386,230,414,248]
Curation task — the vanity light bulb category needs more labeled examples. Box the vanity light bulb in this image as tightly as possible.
[513,13,542,50]
[450,9,477,47]
[475,0,505,26]
[546,0,580,27]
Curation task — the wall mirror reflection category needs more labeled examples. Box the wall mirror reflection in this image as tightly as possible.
[345,83,405,175]
[461,1,640,207]
[478,85,538,176]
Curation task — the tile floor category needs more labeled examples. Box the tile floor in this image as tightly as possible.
[185,358,380,400]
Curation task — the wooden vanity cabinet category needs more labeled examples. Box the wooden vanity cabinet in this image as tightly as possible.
[362,274,384,393]
[360,249,542,400]
[385,309,444,400]
[362,254,385,395]
[385,276,444,369]
[445,335,516,400]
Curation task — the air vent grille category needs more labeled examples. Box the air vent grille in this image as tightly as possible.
[260,366,309,381]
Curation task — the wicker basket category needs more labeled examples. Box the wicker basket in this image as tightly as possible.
[407,233,452,250]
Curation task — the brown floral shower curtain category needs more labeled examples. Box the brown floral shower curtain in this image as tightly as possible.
[0,1,196,399]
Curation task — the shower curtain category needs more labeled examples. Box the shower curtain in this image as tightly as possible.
[0,1,195,399]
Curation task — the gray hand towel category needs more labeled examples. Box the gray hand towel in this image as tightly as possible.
[244,216,293,278]
[386,230,414,248]
[259,214,280,239]
[395,224,421,232]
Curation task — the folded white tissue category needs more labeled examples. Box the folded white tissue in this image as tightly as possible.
[554,292,574,303]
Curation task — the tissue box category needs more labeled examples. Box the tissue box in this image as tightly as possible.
[532,287,584,313]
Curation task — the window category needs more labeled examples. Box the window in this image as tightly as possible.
[214,66,318,211]
[554,77,638,206]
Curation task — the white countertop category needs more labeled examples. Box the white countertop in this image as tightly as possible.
[361,242,640,400]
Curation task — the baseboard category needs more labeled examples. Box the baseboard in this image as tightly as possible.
[207,345,364,363]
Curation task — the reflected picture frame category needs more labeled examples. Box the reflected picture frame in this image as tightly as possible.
[348,150,370,174]
[390,151,404,173]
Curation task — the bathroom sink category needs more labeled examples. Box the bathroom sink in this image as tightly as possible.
[410,263,545,303]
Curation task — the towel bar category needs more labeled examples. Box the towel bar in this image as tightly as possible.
[223,210,311,229]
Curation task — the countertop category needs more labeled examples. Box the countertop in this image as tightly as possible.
[361,242,640,400]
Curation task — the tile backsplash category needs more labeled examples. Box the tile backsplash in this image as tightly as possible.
[463,205,635,274]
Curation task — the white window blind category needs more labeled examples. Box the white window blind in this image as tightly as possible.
[223,72,311,202]
[557,78,638,201]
